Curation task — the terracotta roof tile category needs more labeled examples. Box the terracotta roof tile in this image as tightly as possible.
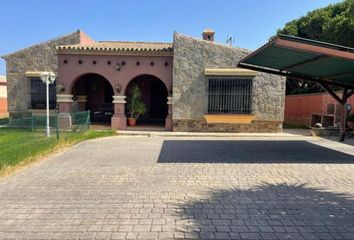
[57,41,173,53]
[203,28,215,33]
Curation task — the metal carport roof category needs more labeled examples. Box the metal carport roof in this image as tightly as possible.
[238,34,354,89]
[238,34,354,141]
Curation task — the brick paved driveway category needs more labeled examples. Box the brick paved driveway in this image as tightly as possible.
[0,136,354,240]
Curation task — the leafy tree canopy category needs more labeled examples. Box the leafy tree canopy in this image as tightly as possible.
[276,0,354,95]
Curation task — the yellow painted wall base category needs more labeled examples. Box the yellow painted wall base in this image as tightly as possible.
[204,114,256,124]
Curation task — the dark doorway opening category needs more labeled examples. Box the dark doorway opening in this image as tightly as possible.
[104,80,114,104]
[126,75,168,128]
[72,73,114,124]
[150,80,168,120]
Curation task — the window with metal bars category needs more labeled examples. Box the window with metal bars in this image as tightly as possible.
[30,78,57,109]
[207,77,253,114]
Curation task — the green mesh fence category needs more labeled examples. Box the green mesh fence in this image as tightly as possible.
[32,115,58,130]
[5,111,90,138]
[71,111,91,132]
[8,116,32,129]
[0,118,9,125]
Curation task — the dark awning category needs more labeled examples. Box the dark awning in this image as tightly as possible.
[238,34,354,89]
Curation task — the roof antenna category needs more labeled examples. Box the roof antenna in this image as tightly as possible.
[226,35,235,46]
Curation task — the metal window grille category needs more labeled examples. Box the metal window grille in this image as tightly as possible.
[30,78,57,109]
[207,77,253,114]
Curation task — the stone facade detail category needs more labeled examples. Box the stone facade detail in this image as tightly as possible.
[173,119,283,133]
[2,30,83,117]
[172,33,286,132]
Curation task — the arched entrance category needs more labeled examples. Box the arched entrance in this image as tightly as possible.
[72,73,114,124]
[125,75,168,127]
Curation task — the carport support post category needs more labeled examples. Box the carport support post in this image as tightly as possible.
[112,96,127,130]
[320,84,353,142]
[339,90,348,142]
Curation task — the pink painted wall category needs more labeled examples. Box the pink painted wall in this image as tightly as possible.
[0,80,7,116]
[0,98,7,116]
[58,54,173,96]
[285,92,354,126]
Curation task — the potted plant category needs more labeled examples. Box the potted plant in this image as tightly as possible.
[127,84,146,126]
[347,113,354,129]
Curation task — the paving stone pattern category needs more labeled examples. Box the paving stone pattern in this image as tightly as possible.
[0,136,354,239]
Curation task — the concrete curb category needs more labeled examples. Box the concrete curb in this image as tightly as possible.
[116,130,312,138]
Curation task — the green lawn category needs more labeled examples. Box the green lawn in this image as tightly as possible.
[0,128,117,176]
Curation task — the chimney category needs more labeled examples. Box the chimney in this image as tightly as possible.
[202,28,215,41]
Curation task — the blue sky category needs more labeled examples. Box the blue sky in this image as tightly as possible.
[0,0,342,75]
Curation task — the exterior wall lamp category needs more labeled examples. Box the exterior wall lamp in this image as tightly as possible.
[115,84,122,94]
[56,83,65,93]
[39,71,56,138]
[116,63,121,71]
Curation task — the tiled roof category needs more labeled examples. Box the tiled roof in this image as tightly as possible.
[57,41,173,53]
[203,28,215,33]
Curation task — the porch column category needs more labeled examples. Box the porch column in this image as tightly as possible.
[165,96,173,130]
[112,95,127,130]
[57,94,73,113]
[76,95,87,111]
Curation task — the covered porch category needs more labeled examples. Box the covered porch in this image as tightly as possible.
[55,41,174,131]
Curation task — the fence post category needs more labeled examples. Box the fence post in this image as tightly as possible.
[56,113,59,141]
[87,110,91,131]
[31,115,34,131]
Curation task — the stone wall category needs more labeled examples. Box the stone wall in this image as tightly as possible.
[172,33,286,132]
[174,119,283,133]
[2,30,83,117]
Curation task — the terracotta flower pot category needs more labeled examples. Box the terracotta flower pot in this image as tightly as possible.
[128,118,137,126]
